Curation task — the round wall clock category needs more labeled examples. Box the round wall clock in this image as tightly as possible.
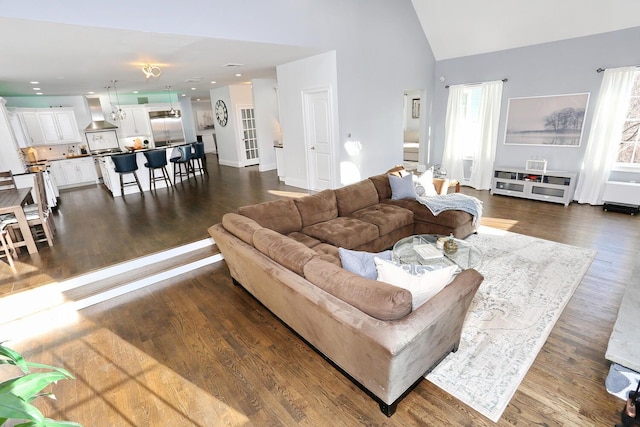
[215,100,228,127]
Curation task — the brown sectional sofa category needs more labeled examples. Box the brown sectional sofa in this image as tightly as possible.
[208,171,483,416]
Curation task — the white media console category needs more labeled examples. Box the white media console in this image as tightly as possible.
[491,167,577,206]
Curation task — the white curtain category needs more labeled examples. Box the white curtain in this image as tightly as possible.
[469,80,503,189]
[441,80,503,190]
[575,67,636,204]
[441,84,466,183]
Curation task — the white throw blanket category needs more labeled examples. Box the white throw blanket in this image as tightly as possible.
[416,193,483,226]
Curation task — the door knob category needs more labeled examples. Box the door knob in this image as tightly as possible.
[310,146,316,150]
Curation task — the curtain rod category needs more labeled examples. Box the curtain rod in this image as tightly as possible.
[597,66,639,73]
[445,78,508,89]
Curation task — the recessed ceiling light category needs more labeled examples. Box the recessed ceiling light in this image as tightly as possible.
[191,87,196,90]
[36,93,43,95]
[32,88,40,90]
[133,91,139,94]
[87,91,95,95]
[30,81,39,84]
[235,73,242,77]
[210,81,217,84]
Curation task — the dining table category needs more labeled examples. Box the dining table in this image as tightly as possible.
[0,187,37,254]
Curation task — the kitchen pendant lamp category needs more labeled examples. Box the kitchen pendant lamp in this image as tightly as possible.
[166,85,180,118]
[110,80,126,121]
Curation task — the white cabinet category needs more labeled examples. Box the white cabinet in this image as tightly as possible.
[118,107,151,137]
[491,167,577,206]
[49,157,98,188]
[20,112,46,145]
[16,108,81,145]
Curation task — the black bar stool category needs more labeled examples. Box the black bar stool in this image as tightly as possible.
[143,150,172,191]
[170,145,194,183]
[111,153,143,195]
[191,142,208,175]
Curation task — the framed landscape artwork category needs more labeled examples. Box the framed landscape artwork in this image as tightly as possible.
[504,93,590,146]
[196,109,215,131]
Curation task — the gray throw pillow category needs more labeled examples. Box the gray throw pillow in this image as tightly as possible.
[339,248,392,279]
[388,173,416,200]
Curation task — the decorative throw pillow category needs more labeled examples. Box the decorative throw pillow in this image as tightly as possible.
[414,168,438,197]
[374,258,458,309]
[388,173,417,200]
[339,248,392,280]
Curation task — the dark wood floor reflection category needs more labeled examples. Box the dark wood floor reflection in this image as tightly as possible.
[5,159,640,426]
[0,155,309,294]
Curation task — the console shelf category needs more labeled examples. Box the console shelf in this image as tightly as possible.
[491,167,577,206]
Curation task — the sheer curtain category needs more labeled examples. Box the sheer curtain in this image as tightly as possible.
[441,80,503,190]
[575,67,636,204]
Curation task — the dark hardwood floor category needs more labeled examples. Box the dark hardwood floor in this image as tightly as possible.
[3,156,639,426]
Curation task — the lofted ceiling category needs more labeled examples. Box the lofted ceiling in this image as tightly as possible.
[411,0,640,60]
[2,2,640,103]
[0,17,325,101]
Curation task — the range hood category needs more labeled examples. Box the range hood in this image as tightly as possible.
[84,97,118,131]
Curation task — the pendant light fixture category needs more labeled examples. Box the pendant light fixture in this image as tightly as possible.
[106,85,117,121]
[110,80,126,121]
[166,85,180,117]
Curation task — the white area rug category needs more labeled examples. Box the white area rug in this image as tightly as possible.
[426,226,596,422]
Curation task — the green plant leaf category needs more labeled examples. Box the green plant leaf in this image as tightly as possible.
[42,419,83,427]
[0,392,44,424]
[25,363,73,379]
[0,372,70,401]
[0,345,28,373]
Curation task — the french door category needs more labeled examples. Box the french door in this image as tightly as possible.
[239,107,259,166]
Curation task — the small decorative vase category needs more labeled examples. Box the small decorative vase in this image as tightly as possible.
[443,234,458,255]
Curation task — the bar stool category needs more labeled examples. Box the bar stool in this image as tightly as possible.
[111,153,143,195]
[170,145,194,183]
[191,142,208,175]
[143,150,172,191]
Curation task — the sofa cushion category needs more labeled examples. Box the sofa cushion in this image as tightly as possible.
[302,217,379,249]
[384,199,473,228]
[238,198,302,235]
[294,190,338,227]
[349,203,414,236]
[287,231,322,248]
[338,248,391,280]
[334,179,380,217]
[314,243,341,266]
[368,174,392,201]
[388,173,417,200]
[303,258,412,321]
[374,258,458,309]
[221,213,263,245]
[253,228,317,276]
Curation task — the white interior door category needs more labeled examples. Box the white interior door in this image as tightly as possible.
[238,106,259,166]
[303,89,333,190]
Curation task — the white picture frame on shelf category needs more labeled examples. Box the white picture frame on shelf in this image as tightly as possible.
[526,159,547,173]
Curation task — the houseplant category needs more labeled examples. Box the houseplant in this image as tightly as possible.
[0,343,81,426]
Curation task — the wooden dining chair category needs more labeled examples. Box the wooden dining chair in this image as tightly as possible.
[0,223,16,270]
[6,171,54,249]
[0,171,16,190]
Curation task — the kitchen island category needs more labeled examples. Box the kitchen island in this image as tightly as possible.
[97,145,200,197]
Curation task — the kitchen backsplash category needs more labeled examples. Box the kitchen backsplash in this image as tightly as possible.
[22,143,86,161]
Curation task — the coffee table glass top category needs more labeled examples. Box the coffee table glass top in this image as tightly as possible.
[392,234,482,271]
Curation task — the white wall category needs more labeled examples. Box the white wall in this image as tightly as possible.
[0,0,435,186]
[277,52,340,189]
[251,78,278,172]
[210,84,253,167]
[432,26,640,181]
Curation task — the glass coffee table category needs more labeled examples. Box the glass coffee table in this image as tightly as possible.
[392,234,482,271]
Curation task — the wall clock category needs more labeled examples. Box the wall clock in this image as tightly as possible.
[215,100,228,127]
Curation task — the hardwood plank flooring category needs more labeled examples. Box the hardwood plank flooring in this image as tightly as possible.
[3,158,639,426]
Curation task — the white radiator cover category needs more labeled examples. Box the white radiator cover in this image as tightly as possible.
[602,181,640,205]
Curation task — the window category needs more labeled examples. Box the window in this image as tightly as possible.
[616,72,640,166]
[458,86,483,156]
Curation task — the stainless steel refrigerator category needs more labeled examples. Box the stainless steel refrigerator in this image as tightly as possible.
[149,111,185,147]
